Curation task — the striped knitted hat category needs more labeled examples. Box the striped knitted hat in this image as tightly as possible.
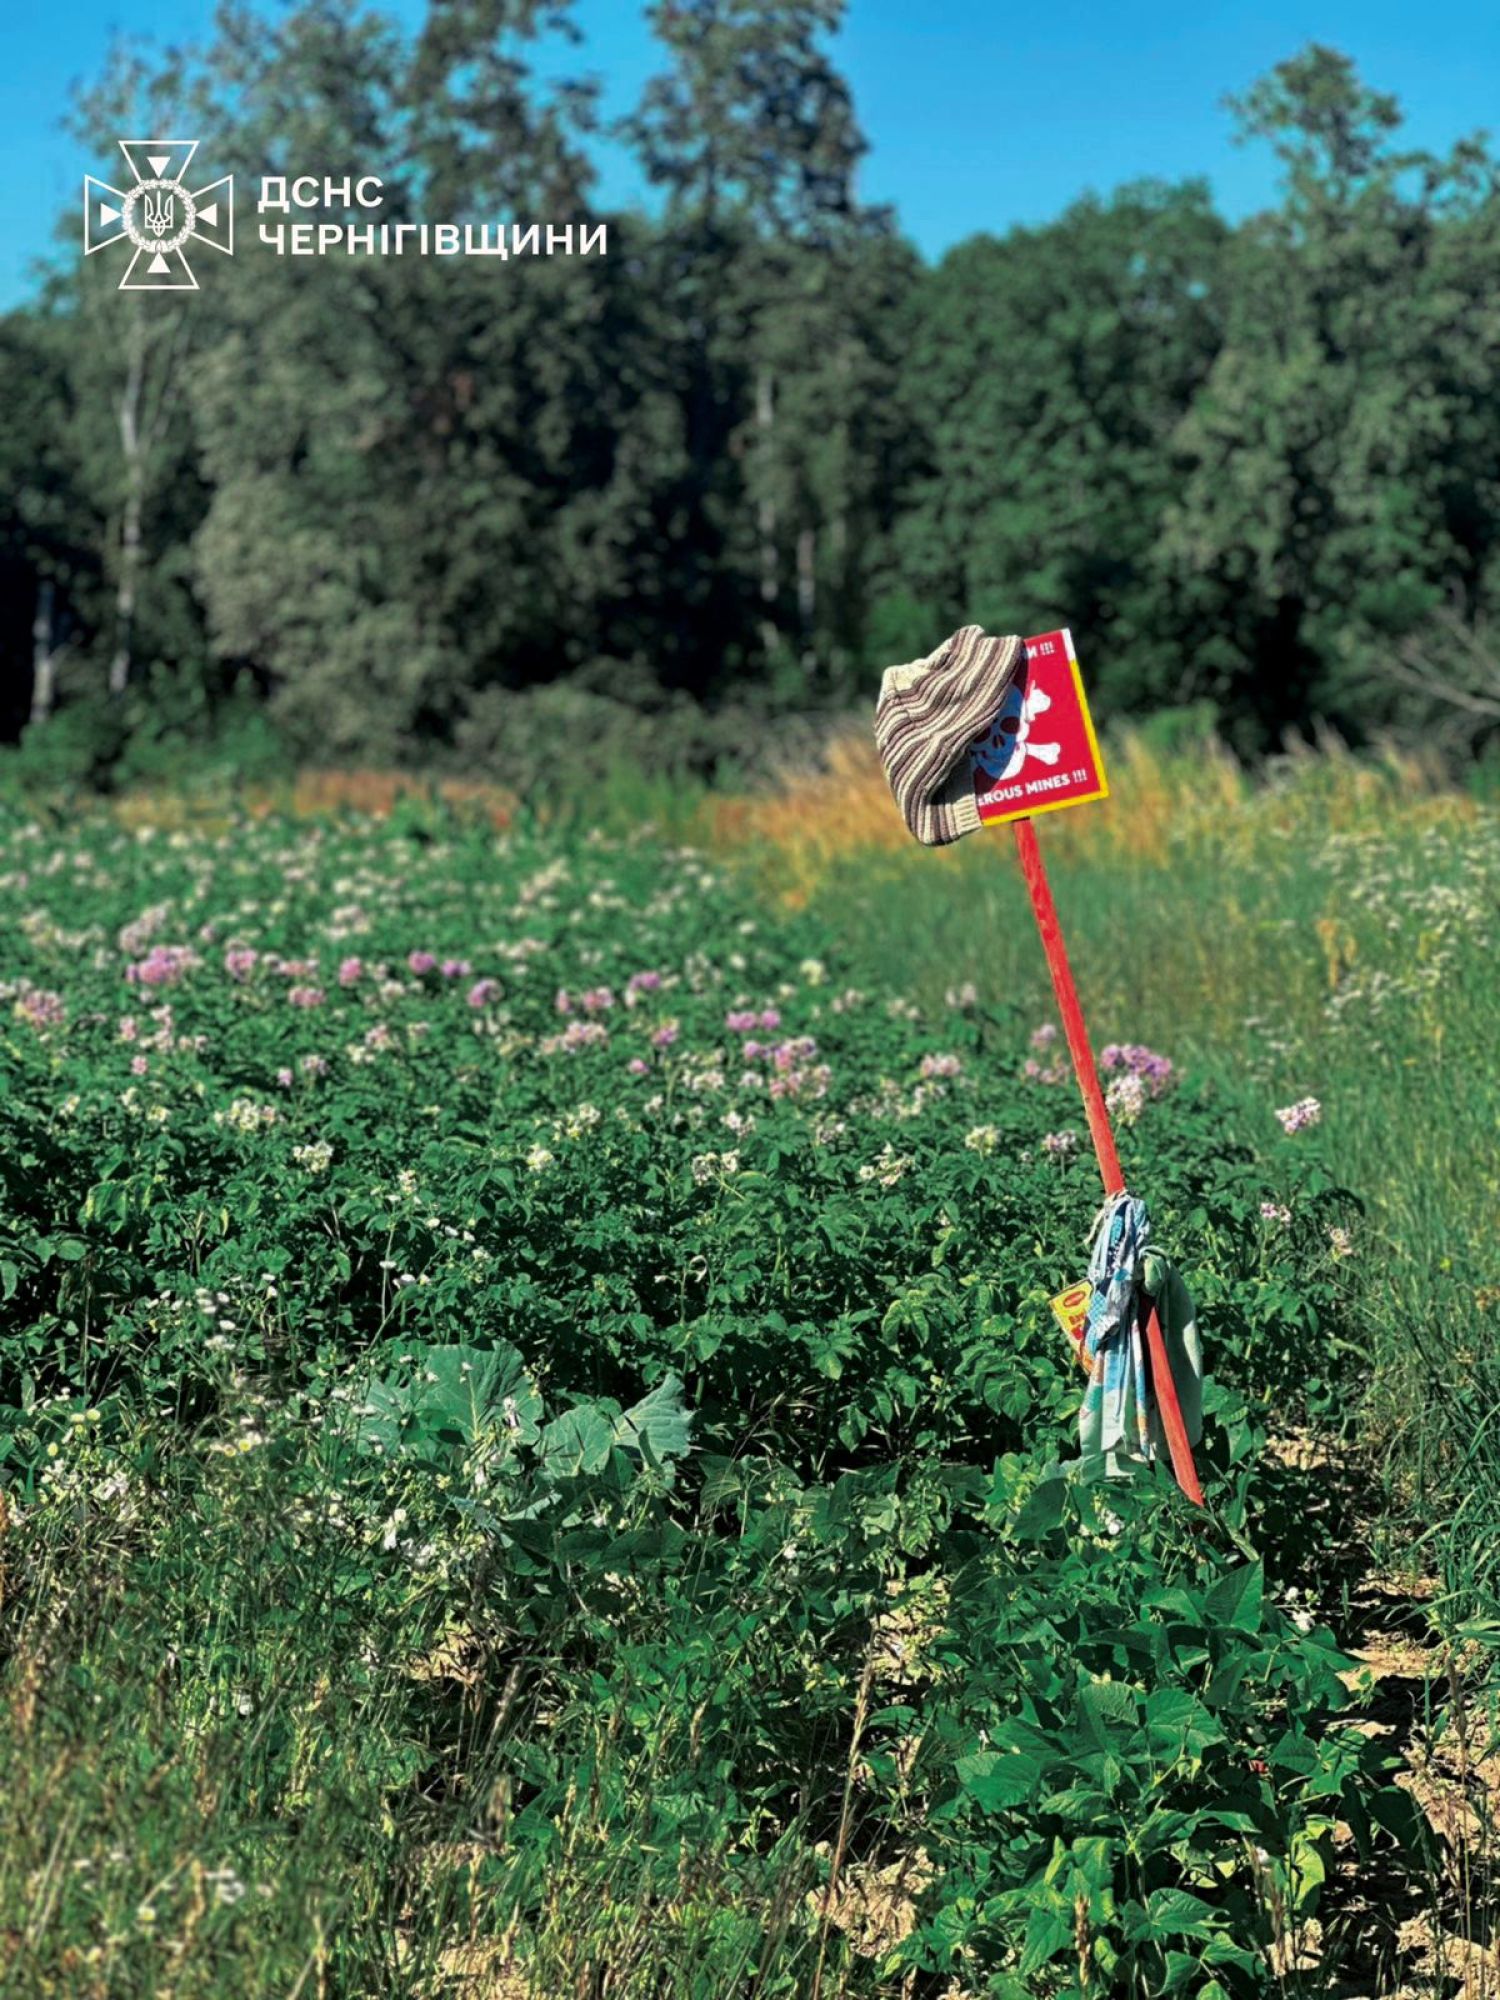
[874,626,1026,846]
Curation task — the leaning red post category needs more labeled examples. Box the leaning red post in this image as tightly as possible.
[1012,817,1205,1508]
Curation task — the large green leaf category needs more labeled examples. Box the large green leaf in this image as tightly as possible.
[1143,1886,1220,1940]
[613,1373,694,1465]
[956,1748,1046,1811]
[418,1342,540,1443]
[1203,1562,1264,1634]
[537,1405,615,1477]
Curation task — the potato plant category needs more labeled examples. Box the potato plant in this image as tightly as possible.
[0,803,1414,1996]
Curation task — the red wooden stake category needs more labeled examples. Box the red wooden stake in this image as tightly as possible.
[1012,818,1205,1508]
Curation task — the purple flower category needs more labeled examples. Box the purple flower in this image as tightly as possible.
[1030,1022,1059,1049]
[554,988,574,1016]
[920,1052,961,1080]
[628,971,662,994]
[225,948,259,982]
[651,1023,679,1050]
[407,951,437,975]
[338,956,363,987]
[1022,1055,1067,1085]
[467,978,501,1009]
[288,986,325,1009]
[561,1020,608,1051]
[441,958,472,979]
[128,945,199,988]
[117,906,169,956]
[276,1067,293,1089]
[15,987,65,1030]
[1260,1201,1292,1225]
[580,987,615,1014]
[771,1037,820,1073]
[758,1008,781,1030]
[767,1061,832,1102]
[1041,1129,1079,1159]
[725,1009,758,1033]
[130,1054,149,1076]
[1099,1043,1176,1097]
[627,1057,650,1076]
[300,1054,329,1077]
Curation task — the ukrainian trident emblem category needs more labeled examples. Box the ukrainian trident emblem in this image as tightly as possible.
[83,140,233,290]
[143,188,176,238]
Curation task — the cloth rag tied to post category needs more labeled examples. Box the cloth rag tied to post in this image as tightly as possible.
[1079,1193,1204,1481]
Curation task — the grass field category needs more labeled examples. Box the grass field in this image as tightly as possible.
[719,732,1500,1543]
[1,732,1497,1998]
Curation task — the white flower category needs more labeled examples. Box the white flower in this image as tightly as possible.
[858,1143,911,1189]
[920,1052,962,1080]
[525,1144,555,1173]
[1275,1096,1322,1135]
[964,1124,1000,1156]
[214,1097,278,1134]
[206,1866,246,1907]
[1104,1072,1147,1126]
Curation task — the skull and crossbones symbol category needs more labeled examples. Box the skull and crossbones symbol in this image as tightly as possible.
[971,676,1063,789]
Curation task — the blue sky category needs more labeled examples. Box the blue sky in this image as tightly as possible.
[4,0,1498,308]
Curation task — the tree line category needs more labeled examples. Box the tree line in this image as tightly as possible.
[3,6,1499,781]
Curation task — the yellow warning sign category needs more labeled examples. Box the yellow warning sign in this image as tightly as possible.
[1049,1280,1093,1372]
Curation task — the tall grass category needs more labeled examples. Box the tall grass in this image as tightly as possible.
[708,727,1499,1578]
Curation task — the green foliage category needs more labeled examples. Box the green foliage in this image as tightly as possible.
[1160,47,1500,749]
[0,806,1426,1991]
[894,179,1229,718]
[11,21,1500,771]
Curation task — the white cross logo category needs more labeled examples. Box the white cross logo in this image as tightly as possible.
[83,140,234,291]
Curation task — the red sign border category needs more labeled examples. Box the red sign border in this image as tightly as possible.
[974,626,1110,828]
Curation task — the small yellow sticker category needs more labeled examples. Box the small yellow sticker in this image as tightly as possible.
[1049,1280,1093,1372]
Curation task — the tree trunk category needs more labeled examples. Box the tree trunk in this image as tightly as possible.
[796,525,816,629]
[109,303,147,698]
[31,580,59,724]
[756,366,780,660]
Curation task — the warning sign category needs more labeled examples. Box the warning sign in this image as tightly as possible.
[1049,1279,1093,1373]
[968,628,1108,826]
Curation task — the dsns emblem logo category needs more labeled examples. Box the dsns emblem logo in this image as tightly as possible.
[83,140,233,290]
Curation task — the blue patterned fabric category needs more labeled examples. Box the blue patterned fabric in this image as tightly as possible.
[1079,1193,1153,1475]
[1077,1193,1205,1481]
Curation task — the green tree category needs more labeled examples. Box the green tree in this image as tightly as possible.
[405,0,599,214]
[890,181,1228,715]
[624,0,907,701]
[626,0,876,239]
[0,312,104,735]
[1160,46,1500,744]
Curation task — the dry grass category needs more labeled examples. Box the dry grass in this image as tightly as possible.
[113,767,516,832]
[699,724,1475,901]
